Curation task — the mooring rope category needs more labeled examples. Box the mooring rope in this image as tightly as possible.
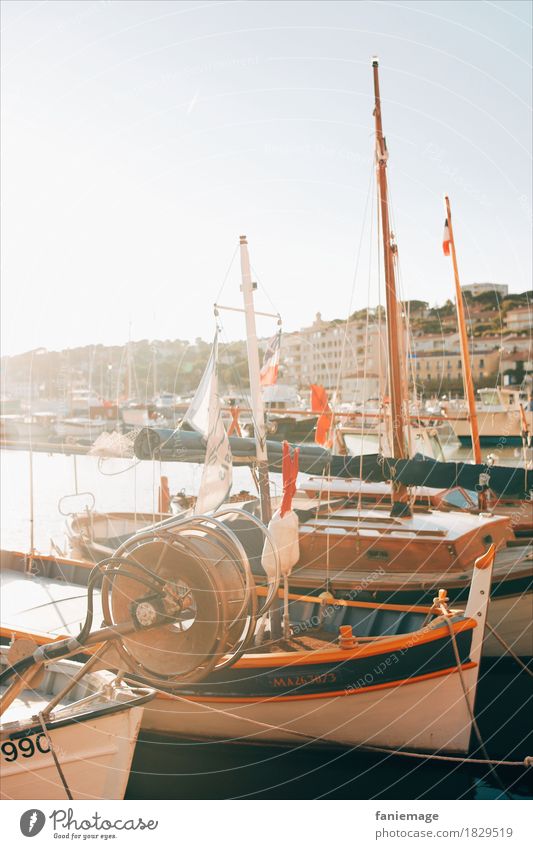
[38,711,73,800]
[158,688,531,771]
[444,618,512,798]
[485,622,533,679]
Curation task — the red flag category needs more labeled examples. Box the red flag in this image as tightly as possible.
[311,384,333,447]
[260,331,281,386]
[280,440,299,517]
[442,218,451,256]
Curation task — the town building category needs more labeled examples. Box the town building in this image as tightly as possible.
[281,312,387,403]
[462,282,509,298]
[410,348,501,390]
[499,335,533,386]
[505,305,532,333]
[411,333,460,354]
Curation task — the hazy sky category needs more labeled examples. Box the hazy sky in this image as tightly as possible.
[1,0,531,356]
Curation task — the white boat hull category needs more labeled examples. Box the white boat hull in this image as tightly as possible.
[142,666,478,752]
[1,705,144,800]
[450,409,533,445]
[54,419,115,439]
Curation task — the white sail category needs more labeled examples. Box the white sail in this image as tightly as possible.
[188,331,232,514]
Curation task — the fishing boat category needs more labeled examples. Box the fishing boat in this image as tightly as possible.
[4,524,530,661]
[0,515,498,753]
[64,490,259,563]
[120,401,163,431]
[249,384,318,443]
[138,549,495,752]
[128,59,532,658]
[335,409,452,460]
[66,510,173,562]
[0,648,151,800]
[445,388,533,447]
[52,390,120,442]
[0,413,56,444]
[54,416,116,441]
[0,60,528,764]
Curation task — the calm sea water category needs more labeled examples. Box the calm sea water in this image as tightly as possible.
[1,447,532,800]
[0,448,268,554]
[1,443,528,554]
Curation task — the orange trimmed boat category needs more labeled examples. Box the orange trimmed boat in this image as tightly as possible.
[0,540,496,753]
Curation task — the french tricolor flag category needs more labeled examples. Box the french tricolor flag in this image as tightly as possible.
[260,331,281,386]
[442,218,451,256]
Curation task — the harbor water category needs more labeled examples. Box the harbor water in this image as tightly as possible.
[1,447,532,800]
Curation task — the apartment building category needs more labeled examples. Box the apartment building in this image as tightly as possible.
[281,312,387,403]
[462,282,509,298]
[281,310,514,399]
[410,348,500,387]
[505,305,532,332]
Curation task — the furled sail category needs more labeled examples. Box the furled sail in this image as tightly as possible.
[133,427,532,499]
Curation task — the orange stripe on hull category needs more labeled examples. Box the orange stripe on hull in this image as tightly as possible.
[158,662,477,704]
[0,617,476,669]
[235,618,476,668]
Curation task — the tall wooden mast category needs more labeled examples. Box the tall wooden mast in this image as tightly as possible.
[444,196,485,507]
[372,58,411,517]
[239,235,272,525]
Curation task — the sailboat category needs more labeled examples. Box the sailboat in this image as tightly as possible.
[0,61,529,765]
[292,191,533,559]
[282,66,532,657]
[128,60,531,657]
[0,163,507,760]
[0,493,498,754]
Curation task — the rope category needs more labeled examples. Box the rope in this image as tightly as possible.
[38,712,73,800]
[214,243,239,304]
[159,690,531,771]
[357,172,376,523]
[330,158,375,415]
[444,618,512,798]
[96,456,141,475]
[485,623,533,678]
[356,744,531,768]
[375,170,386,455]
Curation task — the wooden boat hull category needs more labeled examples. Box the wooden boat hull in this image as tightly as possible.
[286,545,533,658]
[296,507,511,576]
[2,544,529,658]
[142,665,478,752]
[66,511,173,562]
[0,546,494,754]
[1,704,144,800]
[0,649,151,800]
[299,478,533,539]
